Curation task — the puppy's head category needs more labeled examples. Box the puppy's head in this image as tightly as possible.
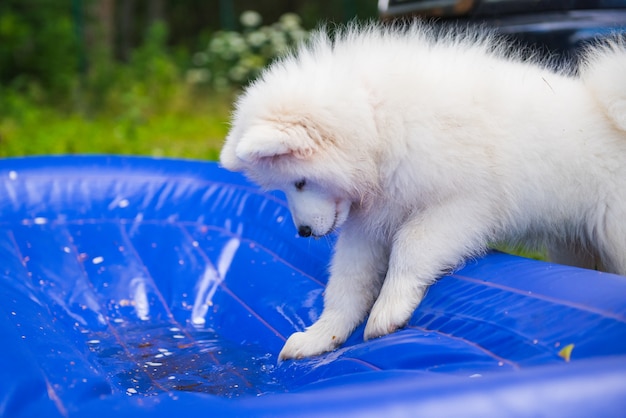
[220,40,381,236]
[220,114,352,237]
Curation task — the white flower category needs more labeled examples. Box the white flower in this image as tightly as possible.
[227,33,248,54]
[288,29,308,43]
[270,31,288,54]
[279,13,302,31]
[240,10,262,28]
[246,30,268,48]
[209,36,225,53]
[228,65,248,82]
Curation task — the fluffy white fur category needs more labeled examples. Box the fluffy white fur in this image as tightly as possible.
[220,22,626,360]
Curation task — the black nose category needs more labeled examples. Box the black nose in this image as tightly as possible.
[298,225,312,237]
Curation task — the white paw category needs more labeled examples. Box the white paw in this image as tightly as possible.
[278,330,341,360]
[363,309,405,341]
[363,297,416,341]
[364,282,426,340]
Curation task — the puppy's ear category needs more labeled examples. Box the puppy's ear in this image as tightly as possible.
[219,140,245,171]
[234,123,317,164]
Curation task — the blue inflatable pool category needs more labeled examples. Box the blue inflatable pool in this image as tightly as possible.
[0,156,625,417]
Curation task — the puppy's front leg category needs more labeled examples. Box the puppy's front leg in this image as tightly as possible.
[364,202,491,340]
[279,224,386,360]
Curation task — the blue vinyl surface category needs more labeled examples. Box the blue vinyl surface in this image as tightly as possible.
[0,156,625,417]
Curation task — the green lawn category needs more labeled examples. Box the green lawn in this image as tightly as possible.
[0,89,233,161]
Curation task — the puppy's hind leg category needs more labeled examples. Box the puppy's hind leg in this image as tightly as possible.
[548,202,626,276]
[594,203,626,276]
[547,241,599,271]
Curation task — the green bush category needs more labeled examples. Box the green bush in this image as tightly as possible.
[0,1,79,97]
[0,19,233,159]
[0,10,314,160]
[82,22,182,116]
[188,11,309,90]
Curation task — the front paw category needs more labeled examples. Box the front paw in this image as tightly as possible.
[364,283,426,340]
[363,301,412,341]
[278,331,341,361]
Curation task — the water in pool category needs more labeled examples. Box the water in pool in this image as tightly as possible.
[85,321,285,398]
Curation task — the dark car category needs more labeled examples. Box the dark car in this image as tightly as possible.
[379,0,626,61]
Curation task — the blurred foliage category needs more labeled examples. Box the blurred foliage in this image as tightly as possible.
[0,8,317,159]
[0,16,232,159]
[188,11,309,90]
[167,1,376,49]
[0,0,79,97]
[83,22,180,116]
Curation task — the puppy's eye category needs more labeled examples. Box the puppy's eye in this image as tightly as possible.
[295,179,306,190]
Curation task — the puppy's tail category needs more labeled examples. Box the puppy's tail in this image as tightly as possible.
[580,35,626,131]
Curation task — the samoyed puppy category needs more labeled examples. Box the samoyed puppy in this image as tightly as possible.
[220,22,626,360]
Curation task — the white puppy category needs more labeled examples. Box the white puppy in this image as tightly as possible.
[220,22,626,360]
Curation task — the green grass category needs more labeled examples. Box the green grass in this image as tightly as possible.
[0,88,234,160]
[494,244,547,261]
